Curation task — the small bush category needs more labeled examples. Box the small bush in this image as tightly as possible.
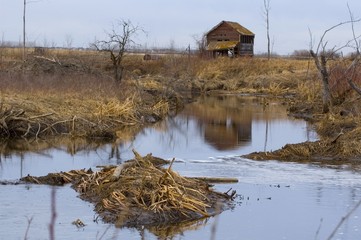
[329,62,361,101]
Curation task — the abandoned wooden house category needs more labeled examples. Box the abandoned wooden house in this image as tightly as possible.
[206,20,255,57]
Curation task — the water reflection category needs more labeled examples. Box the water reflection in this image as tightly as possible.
[144,217,210,239]
[131,94,317,161]
[181,95,252,150]
[2,95,361,240]
[181,95,318,152]
[0,95,314,161]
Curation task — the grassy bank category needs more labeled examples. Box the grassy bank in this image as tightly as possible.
[0,52,183,139]
[2,48,361,164]
[0,48,314,139]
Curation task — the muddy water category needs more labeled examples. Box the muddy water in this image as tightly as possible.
[1,95,361,240]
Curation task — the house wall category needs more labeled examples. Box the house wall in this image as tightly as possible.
[206,21,255,56]
[239,43,254,55]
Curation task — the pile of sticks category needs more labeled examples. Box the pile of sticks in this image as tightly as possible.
[21,150,235,228]
[0,107,56,138]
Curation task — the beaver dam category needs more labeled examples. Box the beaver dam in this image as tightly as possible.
[20,150,236,229]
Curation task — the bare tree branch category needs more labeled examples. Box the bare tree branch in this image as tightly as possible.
[344,3,361,96]
[348,3,360,54]
[309,6,361,113]
[314,18,361,55]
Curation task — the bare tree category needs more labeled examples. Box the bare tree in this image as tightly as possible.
[64,34,73,49]
[345,5,361,96]
[309,12,361,113]
[262,0,271,60]
[93,19,142,83]
[169,39,176,53]
[193,33,207,58]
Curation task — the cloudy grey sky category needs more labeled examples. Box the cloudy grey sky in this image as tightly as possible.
[1,0,361,54]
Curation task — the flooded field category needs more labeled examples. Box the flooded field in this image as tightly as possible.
[1,95,360,240]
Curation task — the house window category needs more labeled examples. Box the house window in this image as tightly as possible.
[241,35,253,44]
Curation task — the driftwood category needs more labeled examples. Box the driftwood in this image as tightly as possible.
[190,177,239,183]
[0,107,54,138]
[0,106,103,139]
[33,55,61,65]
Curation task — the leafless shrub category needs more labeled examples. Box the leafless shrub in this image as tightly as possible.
[291,49,311,59]
[92,19,144,83]
[309,5,361,113]
[193,33,208,58]
[329,63,361,101]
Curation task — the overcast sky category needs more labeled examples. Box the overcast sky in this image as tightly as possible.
[1,0,361,54]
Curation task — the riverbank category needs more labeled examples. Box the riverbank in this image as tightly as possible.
[1,49,361,164]
[0,50,309,141]
[244,96,361,164]
[0,54,186,140]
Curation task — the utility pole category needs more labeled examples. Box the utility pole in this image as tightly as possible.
[23,0,26,61]
[187,44,191,62]
[263,0,271,60]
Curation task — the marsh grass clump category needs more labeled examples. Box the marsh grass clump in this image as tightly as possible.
[0,90,176,139]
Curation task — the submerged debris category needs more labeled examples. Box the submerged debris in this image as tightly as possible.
[72,218,86,228]
[20,150,235,229]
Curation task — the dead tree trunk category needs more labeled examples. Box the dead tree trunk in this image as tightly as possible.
[310,50,331,113]
[114,65,123,83]
[110,51,123,83]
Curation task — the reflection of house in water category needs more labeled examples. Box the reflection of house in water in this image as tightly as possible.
[203,118,251,150]
[181,96,252,151]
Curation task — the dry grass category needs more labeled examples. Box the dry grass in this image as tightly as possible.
[192,57,315,93]
[2,48,358,146]
[0,67,177,139]
[0,48,188,139]
[296,80,322,102]
[0,91,175,139]
[245,105,361,163]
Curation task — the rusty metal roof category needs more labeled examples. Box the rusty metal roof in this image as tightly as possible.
[226,21,254,36]
[207,20,255,36]
[207,41,238,50]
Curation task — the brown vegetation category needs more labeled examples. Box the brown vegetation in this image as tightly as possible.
[21,150,235,236]
[0,47,312,141]
[0,49,185,140]
[2,47,361,164]
[244,60,361,164]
